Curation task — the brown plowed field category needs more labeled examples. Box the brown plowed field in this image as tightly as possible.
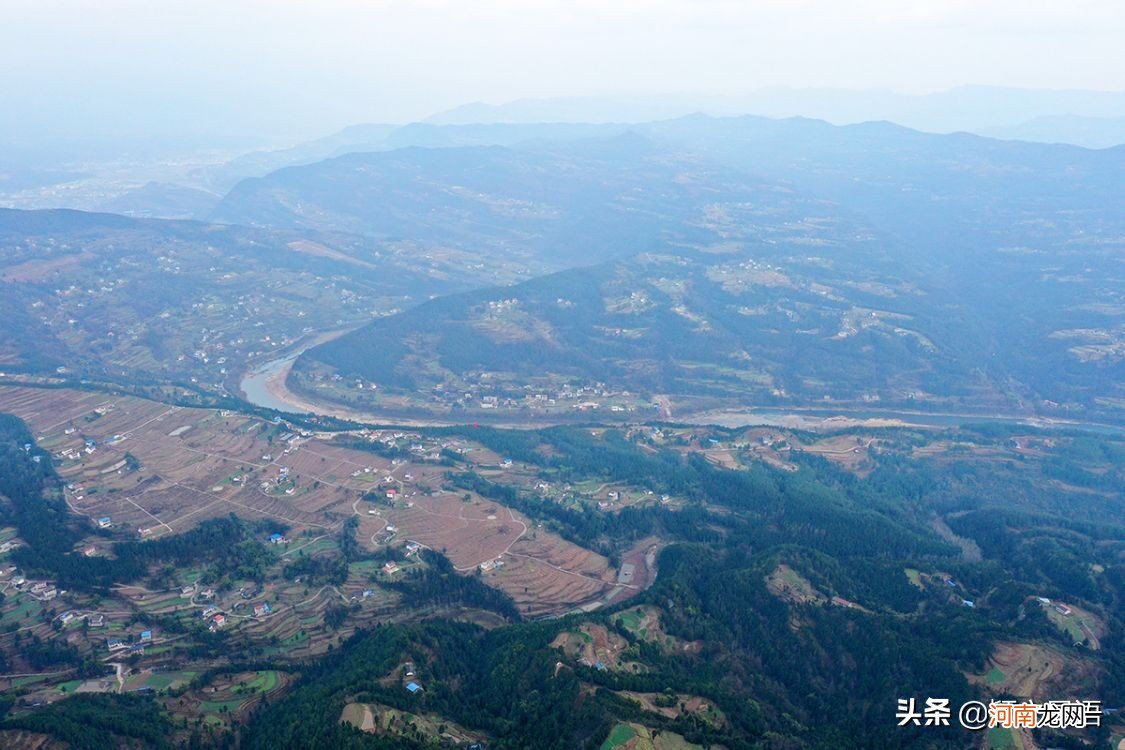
[0,386,641,618]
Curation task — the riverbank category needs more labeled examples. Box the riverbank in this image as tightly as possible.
[241,340,1121,434]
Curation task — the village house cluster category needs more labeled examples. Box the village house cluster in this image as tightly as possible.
[425,376,641,414]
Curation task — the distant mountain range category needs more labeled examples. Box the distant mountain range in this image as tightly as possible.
[214,114,1125,272]
[7,86,1125,223]
[206,116,1125,423]
[204,86,1125,194]
[209,87,1125,193]
[425,85,1125,141]
[211,131,811,269]
[982,114,1125,149]
[4,112,1122,423]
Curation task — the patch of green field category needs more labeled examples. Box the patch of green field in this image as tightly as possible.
[986,667,1006,684]
[986,727,1015,749]
[56,679,83,693]
[1,597,43,624]
[765,563,825,604]
[146,671,197,691]
[262,631,309,657]
[1046,608,1087,644]
[348,560,381,576]
[600,723,637,750]
[200,699,244,714]
[653,731,708,750]
[904,568,923,588]
[295,538,338,556]
[144,674,175,691]
[678,361,773,385]
[617,611,642,632]
[242,671,278,693]
[9,674,53,688]
[135,595,179,612]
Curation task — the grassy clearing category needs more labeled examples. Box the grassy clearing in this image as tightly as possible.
[146,671,197,691]
[340,702,485,744]
[241,671,278,693]
[1,597,43,625]
[292,538,338,556]
[282,630,309,647]
[348,560,382,576]
[56,679,83,693]
[987,727,1015,749]
[599,722,708,750]
[617,610,642,633]
[600,723,636,750]
[1050,611,1085,643]
[200,699,244,714]
[9,674,55,688]
[765,564,825,604]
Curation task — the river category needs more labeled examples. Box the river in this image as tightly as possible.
[240,350,305,412]
[240,336,1122,434]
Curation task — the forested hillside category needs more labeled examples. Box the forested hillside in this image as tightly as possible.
[236,423,1124,749]
[237,118,1125,423]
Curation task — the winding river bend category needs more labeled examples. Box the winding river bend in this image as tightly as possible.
[239,328,355,415]
[238,328,467,427]
[240,351,304,412]
[240,331,1123,434]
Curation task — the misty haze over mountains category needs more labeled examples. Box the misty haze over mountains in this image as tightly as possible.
[4,84,1122,426]
[425,85,1125,141]
[3,0,1125,745]
[4,84,1125,220]
[1,38,1125,750]
[3,107,1121,428]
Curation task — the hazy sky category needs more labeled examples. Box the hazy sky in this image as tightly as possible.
[2,0,1124,140]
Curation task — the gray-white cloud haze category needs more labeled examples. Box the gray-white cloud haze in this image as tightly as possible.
[2,0,1124,140]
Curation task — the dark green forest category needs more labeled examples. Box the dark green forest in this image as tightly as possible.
[0,413,1121,748]
[236,425,1122,749]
